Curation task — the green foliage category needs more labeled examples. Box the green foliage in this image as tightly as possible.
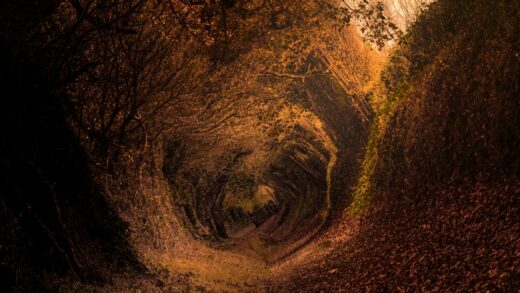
[349,117,379,217]
[350,82,410,217]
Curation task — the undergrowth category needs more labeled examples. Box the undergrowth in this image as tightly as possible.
[349,81,410,217]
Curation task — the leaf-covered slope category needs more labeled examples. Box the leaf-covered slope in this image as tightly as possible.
[376,0,520,200]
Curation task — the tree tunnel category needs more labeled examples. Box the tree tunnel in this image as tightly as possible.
[163,111,336,255]
[5,0,518,291]
[161,48,370,260]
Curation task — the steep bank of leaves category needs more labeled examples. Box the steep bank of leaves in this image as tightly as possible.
[375,0,519,205]
[351,0,520,215]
